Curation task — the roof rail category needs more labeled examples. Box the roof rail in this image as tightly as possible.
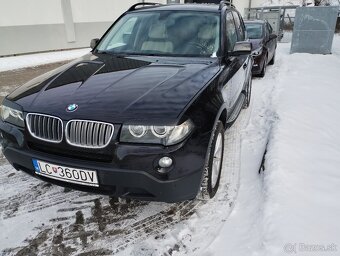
[127,2,162,12]
[219,0,235,10]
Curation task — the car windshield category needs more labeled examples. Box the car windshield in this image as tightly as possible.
[245,23,263,39]
[96,11,220,57]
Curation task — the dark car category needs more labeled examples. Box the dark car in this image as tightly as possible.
[245,20,277,77]
[0,2,252,203]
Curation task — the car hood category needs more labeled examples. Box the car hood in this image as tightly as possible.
[249,39,263,50]
[8,53,220,125]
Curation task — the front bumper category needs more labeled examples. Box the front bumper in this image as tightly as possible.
[0,121,209,203]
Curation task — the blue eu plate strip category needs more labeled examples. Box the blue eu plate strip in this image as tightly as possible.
[32,159,40,173]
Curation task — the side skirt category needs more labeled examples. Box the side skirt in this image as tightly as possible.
[226,93,246,124]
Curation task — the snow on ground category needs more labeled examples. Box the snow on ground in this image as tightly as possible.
[0,48,90,72]
[206,34,340,256]
[1,34,340,255]
[261,35,340,256]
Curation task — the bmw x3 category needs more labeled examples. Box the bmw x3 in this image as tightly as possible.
[0,1,252,202]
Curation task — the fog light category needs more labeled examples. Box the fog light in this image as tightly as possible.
[159,157,173,168]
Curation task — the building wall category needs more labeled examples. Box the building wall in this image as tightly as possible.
[0,0,175,56]
[0,0,64,26]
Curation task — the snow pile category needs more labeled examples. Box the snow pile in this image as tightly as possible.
[262,35,340,256]
[206,35,340,255]
[0,48,90,72]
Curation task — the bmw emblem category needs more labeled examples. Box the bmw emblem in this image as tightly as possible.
[66,104,78,112]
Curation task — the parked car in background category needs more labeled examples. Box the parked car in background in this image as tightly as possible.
[0,1,252,203]
[245,20,277,77]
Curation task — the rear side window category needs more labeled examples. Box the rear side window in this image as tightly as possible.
[232,11,245,41]
[226,12,238,52]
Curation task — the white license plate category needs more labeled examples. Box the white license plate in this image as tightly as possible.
[32,159,99,187]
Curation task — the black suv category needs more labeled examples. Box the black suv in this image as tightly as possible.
[0,2,252,202]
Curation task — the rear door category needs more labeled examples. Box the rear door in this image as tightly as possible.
[231,11,251,100]
[266,22,276,60]
[220,11,240,111]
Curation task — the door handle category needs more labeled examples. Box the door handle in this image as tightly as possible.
[243,63,248,69]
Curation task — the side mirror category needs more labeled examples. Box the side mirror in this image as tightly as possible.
[269,34,277,40]
[90,38,99,49]
[231,41,252,56]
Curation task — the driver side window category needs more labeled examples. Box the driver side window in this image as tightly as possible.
[226,12,238,52]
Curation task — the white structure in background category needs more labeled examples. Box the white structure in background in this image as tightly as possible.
[0,0,276,56]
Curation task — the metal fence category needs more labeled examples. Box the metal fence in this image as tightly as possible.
[244,5,299,41]
[290,6,339,54]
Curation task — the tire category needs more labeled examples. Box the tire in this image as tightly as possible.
[199,121,225,200]
[269,51,275,65]
[259,56,267,77]
[243,77,252,109]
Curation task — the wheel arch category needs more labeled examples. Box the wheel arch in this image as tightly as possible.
[218,108,227,128]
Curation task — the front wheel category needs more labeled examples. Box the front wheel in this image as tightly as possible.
[199,121,225,199]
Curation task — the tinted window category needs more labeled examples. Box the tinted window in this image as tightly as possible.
[97,11,220,57]
[232,12,245,41]
[226,12,238,51]
[245,23,263,39]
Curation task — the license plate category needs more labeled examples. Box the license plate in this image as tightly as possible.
[32,159,99,187]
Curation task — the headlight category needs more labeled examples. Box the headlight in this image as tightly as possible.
[252,47,263,56]
[0,104,24,127]
[120,119,194,146]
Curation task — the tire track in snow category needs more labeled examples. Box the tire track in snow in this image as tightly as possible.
[3,199,200,255]
[0,180,94,219]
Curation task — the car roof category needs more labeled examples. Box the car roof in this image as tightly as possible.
[129,4,224,13]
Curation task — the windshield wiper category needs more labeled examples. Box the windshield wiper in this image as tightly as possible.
[95,50,128,57]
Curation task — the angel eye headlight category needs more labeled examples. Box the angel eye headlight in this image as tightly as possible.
[120,120,194,146]
[0,104,24,127]
[152,126,168,138]
[128,125,147,138]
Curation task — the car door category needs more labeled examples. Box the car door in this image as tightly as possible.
[231,11,251,102]
[220,11,240,112]
[221,11,251,112]
[266,23,276,60]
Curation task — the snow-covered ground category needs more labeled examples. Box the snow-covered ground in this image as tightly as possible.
[0,48,90,72]
[0,35,340,255]
[206,34,340,256]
